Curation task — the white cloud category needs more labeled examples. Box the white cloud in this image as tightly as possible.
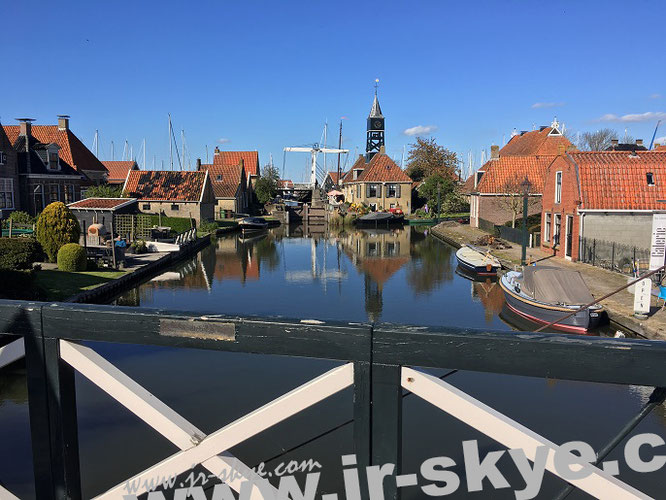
[597,111,666,123]
[217,138,231,144]
[650,93,662,99]
[531,102,565,109]
[654,136,666,145]
[403,125,438,136]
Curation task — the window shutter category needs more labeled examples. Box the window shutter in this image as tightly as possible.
[366,184,371,197]
[396,184,401,197]
[376,185,381,198]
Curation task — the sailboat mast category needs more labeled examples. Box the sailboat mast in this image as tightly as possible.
[337,120,343,186]
[169,113,173,171]
[111,140,115,161]
[143,139,146,169]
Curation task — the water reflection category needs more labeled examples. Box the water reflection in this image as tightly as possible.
[114,225,494,327]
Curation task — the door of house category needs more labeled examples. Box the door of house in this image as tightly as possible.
[565,215,573,258]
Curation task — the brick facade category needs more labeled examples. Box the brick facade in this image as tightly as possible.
[0,126,20,218]
[541,155,580,260]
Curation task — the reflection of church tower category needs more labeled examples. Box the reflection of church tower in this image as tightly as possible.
[366,80,385,161]
[364,274,383,323]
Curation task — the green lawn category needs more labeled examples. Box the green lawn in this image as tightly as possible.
[33,269,127,301]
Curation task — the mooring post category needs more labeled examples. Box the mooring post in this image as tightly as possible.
[25,329,81,499]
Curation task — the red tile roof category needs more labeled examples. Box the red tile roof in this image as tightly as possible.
[474,156,555,194]
[123,170,208,201]
[327,171,341,184]
[461,174,476,194]
[360,257,410,285]
[655,145,666,151]
[342,153,411,183]
[341,155,367,183]
[568,151,666,210]
[3,125,108,172]
[102,161,139,183]
[199,163,243,198]
[500,127,573,157]
[278,179,294,188]
[213,151,260,176]
[68,198,136,210]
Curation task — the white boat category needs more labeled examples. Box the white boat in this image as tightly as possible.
[455,245,501,276]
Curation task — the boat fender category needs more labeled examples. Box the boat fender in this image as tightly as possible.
[486,263,493,272]
[514,284,521,294]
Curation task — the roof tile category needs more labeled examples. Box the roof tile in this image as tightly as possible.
[123,171,208,201]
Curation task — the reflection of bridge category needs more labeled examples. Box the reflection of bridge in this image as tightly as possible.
[283,238,347,287]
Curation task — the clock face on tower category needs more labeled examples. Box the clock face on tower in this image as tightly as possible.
[373,120,383,130]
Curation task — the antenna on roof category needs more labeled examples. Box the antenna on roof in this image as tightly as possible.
[111,140,115,161]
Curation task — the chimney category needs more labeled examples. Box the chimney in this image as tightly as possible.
[611,139,619,147]
[490,145,499,160]
[636,139,644,146]
[17,118,34,140]
[57,115,70,131]
[214,146,220,156]
[379,145,386,154]
[196,158,201,170]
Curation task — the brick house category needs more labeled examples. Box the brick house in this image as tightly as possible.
[212,149,260,189]
[102,161,139,185]
[340,149,413,213]
[4,116,109,187]
[468,120,573,228]
[3,120,85,215]
[197,162,249,218]
[0,124,20,218]
[123,170,215,224]
[542,151,666,261]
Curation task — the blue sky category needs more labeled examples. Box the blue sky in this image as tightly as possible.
[2,0,665,181]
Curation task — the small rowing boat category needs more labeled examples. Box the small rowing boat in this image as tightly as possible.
[499,266,603,333]
[455,245,501,276]
[238,217,268,233]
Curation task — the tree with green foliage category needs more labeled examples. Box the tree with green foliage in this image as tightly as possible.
[254,164,280,205]
[405,137,459,182]
[417,174,455,214]
[35,202,81,262]
[7,211,36,225]
[57,243,87,271]
[0,238,42,270]
[442,189,470,214]
[84,184,124,198]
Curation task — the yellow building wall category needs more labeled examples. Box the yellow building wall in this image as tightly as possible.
[343,182,412,214]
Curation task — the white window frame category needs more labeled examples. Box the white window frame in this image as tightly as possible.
[0,151,6,165]
[553,213,561,245]
[387,184,397,198]
[368,184,378,198]
[48,184,60,203]
[555,171,562,204]
[544,212,551,243]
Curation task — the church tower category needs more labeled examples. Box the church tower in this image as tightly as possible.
[366,80,385,161]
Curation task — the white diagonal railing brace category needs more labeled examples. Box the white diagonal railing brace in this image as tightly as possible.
[95,361,354,499]
[59,340,278,499]
[0,483,20,500]
[402,367,651,500]
[0,338,25,370]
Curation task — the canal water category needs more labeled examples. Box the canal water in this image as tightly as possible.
[1,226,665,499]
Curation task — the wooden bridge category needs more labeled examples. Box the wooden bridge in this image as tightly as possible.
[1,299,666,499]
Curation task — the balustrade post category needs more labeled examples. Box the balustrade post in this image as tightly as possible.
[25,332,81,500]
[371,363,402,500]
[353,360,371,500]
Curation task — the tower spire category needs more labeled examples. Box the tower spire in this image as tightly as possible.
[366,79,385,160]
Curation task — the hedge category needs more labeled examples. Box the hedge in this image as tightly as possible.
[57,243,87,272]
[0,270,43,300]
[0,238,43,270]
[148,215,195,234]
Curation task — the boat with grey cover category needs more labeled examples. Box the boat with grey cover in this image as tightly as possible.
[499,266,603,333]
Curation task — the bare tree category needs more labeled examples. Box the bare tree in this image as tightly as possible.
[579,128,618,151]
[496,176,540,228]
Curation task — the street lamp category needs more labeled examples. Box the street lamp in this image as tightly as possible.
[521,176,532,266]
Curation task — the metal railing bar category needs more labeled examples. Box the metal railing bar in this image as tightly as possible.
[0,338,24,370]
[95,363,354,499]
[553,387,666,500]
[0,483,20,500]
[59,340,276,498]
[401,367,650,500]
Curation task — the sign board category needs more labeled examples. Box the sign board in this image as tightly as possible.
[649,213,666,270]
[633,278,651,317]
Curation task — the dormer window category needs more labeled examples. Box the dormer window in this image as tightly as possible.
[647,172,655,186]
[216,174,222,181]
[0,151,6,165]
[47,145,60,170]
[353,169,362,180]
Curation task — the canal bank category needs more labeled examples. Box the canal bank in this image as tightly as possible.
[431,221,666,340]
